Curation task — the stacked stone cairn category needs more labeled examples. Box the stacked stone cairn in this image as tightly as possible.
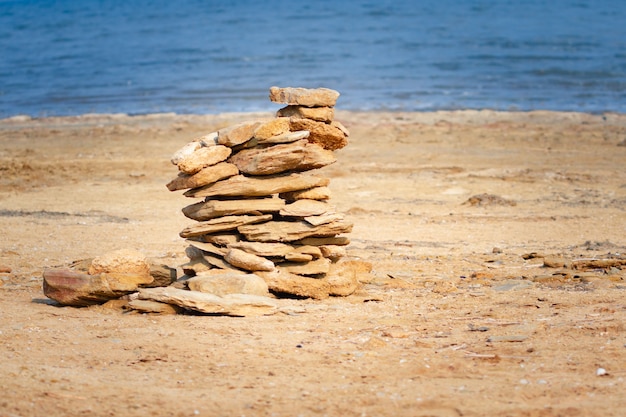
[166,87,357,300]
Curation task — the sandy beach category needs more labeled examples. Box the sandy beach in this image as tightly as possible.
[1,110,625,416]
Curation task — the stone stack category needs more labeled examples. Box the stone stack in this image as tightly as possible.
[167,87,356,299]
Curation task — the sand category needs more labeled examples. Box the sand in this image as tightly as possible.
[1,110,625,416]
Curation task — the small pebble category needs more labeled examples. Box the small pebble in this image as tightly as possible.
[596,368,608,376]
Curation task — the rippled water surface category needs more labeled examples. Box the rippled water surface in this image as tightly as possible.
[1,0,625,117]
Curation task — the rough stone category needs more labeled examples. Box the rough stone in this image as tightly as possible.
[305,213,344,226]
[218,121,261,147]
[278,257,331,276]
[257,269,330,299]
[256,130,310,145]
[224,248,275,272]
[253,117,291,140]
[126,299,183,315]
[269,86,340,108]
[146,263,177,287]
[289,118,348,151]
[137,287,278,316]
[184,173,330,199]
[88,249,151,278]
[181,257,212,276]
[179,214,273,238]
[277,105,335,123]
[238,220,353,243]
[280,199,333,217]
[280,186,332,202]
[187,272,269,296]
[202,232,242,246]
[166,162,239,191]
[177,145,232,175]
[42,268,153,306]
[227,241,294,258]
[182,197,285,221]
[171,141,201,165]
[319,245,347,261]
[295,236,350,246]
[228,140,336,175]
[186,240,227,257]
[326,261,360,296]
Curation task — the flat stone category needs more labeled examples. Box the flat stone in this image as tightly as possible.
[319,245,346,261]
[171,141,201,165]
[285,245,322,261]
[177,145,232,175]
[218,121,261,147]
[229,140,336,176]
[238,219,352,242]
[269,86,340,107]
[88,248,151,277]
[277,105,335,123]
[202,232,242,246]
[195,131,219,147]
[179,214,272,238]
[181,257,213,276]
[42,268,153,306]
[253,117,291,140]
[326,261,360,296]
[224,248,275,272]
[146,263,177,287]
[166,162,239,191]
[182,197,285,221]
[187,272,269,296]
[256,130,310,145]
[126,299,183,315]
[295,236,350,246]
[280,199,333,217]
[137,287,278,316]
[304,213,344,226]
[257,269,330,299]
[278,257,331,276]
[186,240,227,257]
[280,186,332,202]
[227,241,294,257]
[184,173,330,199]
[289,118,348,151]
[202,252,239,271]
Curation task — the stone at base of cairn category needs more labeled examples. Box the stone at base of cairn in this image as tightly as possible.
[168,86,357,299]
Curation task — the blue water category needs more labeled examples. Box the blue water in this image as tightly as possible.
[1,0,625,117]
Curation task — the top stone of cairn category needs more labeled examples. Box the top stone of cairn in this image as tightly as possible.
[269,86,340,108]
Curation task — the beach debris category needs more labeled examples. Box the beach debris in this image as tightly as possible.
[168,86,358,300]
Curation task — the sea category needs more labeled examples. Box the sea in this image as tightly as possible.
[1,0,625,118]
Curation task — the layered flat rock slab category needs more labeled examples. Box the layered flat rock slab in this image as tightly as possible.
[269,86,340,108]
[280,199,333,217]
[127,299,183,315]
[228,140,336,176]
[177,145,232,175]
[186,272,269,296]
[184,173,330,198]
[167,162,239,191]
[227,241,295,257]
[180,214,273,238]
[138,287,278,316]
[43,268,153,306]
[182,197,285,221]
[257,269,330,300]
[224,248,275,272]
[277,105,335,123]
[278,257,331,276]
[253,117,291,140]
[289,118,348,151]
[256,130,310,145]
[238,219,353,242]
[280,186,332,202]
[218,121,260,147]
